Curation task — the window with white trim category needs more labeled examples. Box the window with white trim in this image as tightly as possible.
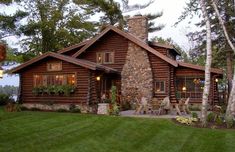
[33,74,76,87]
[96,52,114,64]
[155,80,165,93]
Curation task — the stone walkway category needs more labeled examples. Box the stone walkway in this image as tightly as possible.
[120,110,201,119]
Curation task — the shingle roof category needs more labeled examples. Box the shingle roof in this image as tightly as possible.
[10,52,119,74]
[177,61,223,74]
[57,39,92,54]
[149,42,181,55]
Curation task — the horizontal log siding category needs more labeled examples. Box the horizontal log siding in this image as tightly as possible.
[78,31,128,72]
[20,57,91,104]
[148,52,170,100]
[176,67,205,76]
[151,46,167,56]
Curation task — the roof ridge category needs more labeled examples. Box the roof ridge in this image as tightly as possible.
[72,25,178,67]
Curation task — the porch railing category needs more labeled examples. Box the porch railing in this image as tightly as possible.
[177,91,203,99]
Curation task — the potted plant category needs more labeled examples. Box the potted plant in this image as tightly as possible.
[97,86,119,115]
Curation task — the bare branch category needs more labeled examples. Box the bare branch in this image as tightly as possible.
[211,0,235,53]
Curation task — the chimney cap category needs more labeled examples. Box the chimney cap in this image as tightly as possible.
[127,14,148,20]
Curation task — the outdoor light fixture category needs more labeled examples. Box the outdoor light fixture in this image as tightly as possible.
[0,66,3,79]
[215,78,218,82]
[182,86,187,91]
[96,76,100,81]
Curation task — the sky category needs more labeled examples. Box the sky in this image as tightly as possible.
[0,0,200,87]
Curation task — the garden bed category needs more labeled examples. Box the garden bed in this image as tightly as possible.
[172,116,235,130]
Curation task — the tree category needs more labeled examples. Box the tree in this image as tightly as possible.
[121,0,164,33]
[0,0,126,62]
[151,36,189,62]
[210,0,235,118]
[177,0,234,94]
[0,0,100,61]
[199,0,213,126]
[1,0,164,63]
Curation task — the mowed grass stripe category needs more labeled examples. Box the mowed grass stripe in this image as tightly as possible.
[1,109,235,152]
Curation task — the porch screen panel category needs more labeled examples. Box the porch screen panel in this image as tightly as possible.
[176,77,204,99]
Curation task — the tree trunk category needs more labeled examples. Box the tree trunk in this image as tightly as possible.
[226,49,233,94]
[211,0,235,118]
[200,0,212,127]
[226,68,235,117]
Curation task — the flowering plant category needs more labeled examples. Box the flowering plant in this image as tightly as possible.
[175,116,198,125]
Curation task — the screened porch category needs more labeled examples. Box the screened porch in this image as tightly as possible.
[175,76,206,101]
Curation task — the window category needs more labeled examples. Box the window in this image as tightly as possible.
[33,74,76,86]
[155,81,165,93]
[96,52,114,64]
[33,75,43,86]
[96,53,103,63]
[104,52,114,63]
[67,74,76,85]
[47,62,62,71]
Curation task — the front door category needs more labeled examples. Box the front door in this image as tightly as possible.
[97,74,120,102]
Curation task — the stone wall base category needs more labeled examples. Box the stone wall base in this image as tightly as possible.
[21,103,91,113]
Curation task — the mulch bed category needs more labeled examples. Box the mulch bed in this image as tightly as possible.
[171,118,235,130]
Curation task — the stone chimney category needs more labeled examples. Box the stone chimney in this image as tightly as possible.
[121,15,153,101]
[127,15,148,42]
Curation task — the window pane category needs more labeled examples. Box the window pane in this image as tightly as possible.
[55,75,64,85]
[34,75,43,86]
[97,53,102,63]
[67,74,75,85]
[34,74,75,86]
[155,81,165,93]
[47,75,54,85]
[105,53,110,63]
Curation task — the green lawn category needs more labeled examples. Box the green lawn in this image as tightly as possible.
[1,109,235,152]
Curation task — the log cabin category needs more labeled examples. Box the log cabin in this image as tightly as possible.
[10,15,223,112]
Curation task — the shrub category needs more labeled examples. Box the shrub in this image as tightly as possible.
[62,85,76,96]
[69,104,81,113]
[215,116,223,126]
[225,116,234,128]
[14,104,21,112]
[207,112,215,122]
[122,102,131,110]
[191,112,198,119]
[32,85,76,96]
[71,108,81,113]
[5,103,21,112]
[189,105,201,111]
[20,106,29,111]
[103,99,111,103]
[111,86,117,103]
[32,86,46,95]
[30,107,41,111]
[57,108,68,112]
[69,104,76,111]
[0,94,14,106]
[109,103,119,116]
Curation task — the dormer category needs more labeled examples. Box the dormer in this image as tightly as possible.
[148,41,181,60]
